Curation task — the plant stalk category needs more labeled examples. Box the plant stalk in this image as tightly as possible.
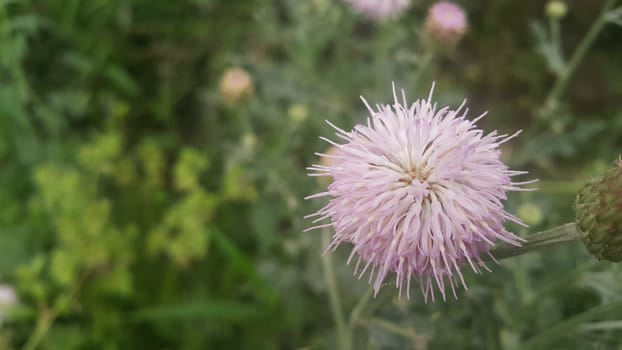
[21,271,92,350]
[345,285,374,347]
[489,222,580,260]
[541,0,616,116]
[320,229,350,350]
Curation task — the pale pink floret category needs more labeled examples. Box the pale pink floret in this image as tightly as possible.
[306,84,535,301]
[343,0,411,20]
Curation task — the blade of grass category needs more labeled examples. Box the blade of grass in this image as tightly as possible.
[210,226,277,305]
[522,301,622,348]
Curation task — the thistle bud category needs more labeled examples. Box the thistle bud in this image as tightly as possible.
[343,0,411,21]
[220,67,253,104]
[423,1,468,48]
[574,158,622,262]
[517,202,543,226]
[288,103,309,124]
[546,1,567,20]
[241,132,257,152]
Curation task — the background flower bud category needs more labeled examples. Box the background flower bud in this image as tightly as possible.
[343,0,411,21]
[546,1,568,19]
[518,203,543,226]
[241,132,257,152]
[288,103,309,124]
[424,1,468,48]
[220,67,253,104]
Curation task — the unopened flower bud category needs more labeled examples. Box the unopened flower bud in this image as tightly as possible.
[241,132,257,151]
[518,203,543,226]
[546,1,567,19]
[220,67,253,104]
[288,104,309,124]
[424,1,468,48]
[574,158,622,262]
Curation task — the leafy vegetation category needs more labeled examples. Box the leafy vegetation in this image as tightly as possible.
[0,0,621,349]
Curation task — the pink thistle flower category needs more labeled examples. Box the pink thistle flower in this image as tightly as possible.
[343,0,411,20]
[424,1,468,47]
[306,84,535,301]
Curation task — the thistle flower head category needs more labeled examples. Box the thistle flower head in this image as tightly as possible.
[306,84,533,301]
[574,158,622,262]
[343,0,411,21]
[424,1,468,47]
[220,67,253,104]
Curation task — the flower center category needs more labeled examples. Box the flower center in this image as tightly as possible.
[397,165,433,201]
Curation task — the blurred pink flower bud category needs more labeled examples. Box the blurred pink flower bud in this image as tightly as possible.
[424,1,468,47]
[220,67,253,104]
[343,0,411,21]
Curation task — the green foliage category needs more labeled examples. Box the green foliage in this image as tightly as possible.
[0,0,620,349]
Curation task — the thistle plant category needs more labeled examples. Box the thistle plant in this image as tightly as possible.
[306,82,622,349]
[1,0,621,349]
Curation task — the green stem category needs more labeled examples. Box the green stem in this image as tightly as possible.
[364,317,419,339]
[535,180,584,194]
[21,271,91,350]
[346,286,373,343]
[550,17,562,62]
[320,229,350,350]
[0,2,29,101]
[489,222,580,260]
[413,50,435,88]
[549,16,565,74]
[22,308,53,350]
[522,300,622,348]
[541,0,616,116]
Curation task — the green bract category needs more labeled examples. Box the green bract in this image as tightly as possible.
[574,159,622,262]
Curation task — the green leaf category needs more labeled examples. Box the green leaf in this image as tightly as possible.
[104,65,140,97]
[210,227,276,305]
[522,301,622,348]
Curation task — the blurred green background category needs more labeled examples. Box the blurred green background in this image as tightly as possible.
[0,0,621,349]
